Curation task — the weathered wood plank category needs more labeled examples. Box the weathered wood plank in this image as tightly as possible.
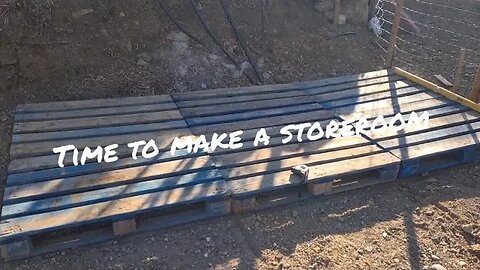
[14,102,178,122]
[0,181,229,243]
[213,136,370,168]
[321,86,427,109]
[179,96,314,118]
[2,170,222,219]
[176,90,308,108]
[14,110,184,133]
[12,120,187,143]
[10,129,193,159]
[338,102,463,123]
[16,95,173,113]
[390,131,480,159]
[173,69,394,100]
[306,75,403,96]
[190,110,334,135]
[367,111,480,141]
[7,149,203,186]
[313,79,411,102]
[4,156,215,203]
[187,104,322,126]
[307,153,400,180]
[333,93,442,115]
[221,145,382,179]
[379,120,480,149]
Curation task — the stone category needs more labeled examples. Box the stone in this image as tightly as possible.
[167,32,190,43]
[426,178,438,184]
[430,264,447,270]
[338,14,347,25]
[461,224,474,235]
[72,9,94,19]
[200,83,207,89]
[431,255,440,261]
[136,59,149,67]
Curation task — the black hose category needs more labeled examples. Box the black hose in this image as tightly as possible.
[190,0,257,84]
[155,0,203,45]
[219,0,264,83]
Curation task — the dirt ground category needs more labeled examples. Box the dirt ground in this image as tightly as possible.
[0,0,479,269]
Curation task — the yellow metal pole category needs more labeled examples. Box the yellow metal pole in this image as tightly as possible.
[393,67,480,113]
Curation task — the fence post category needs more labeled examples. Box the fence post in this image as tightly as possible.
[469,65,480,103]
[453,48,466,93]
[333,0,341,25]
[386,0,404,68]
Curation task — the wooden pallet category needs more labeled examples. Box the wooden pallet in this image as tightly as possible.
[1,96,231,260]
[172,72,402,213]
[314,71,480,177]
[3,68,479,260]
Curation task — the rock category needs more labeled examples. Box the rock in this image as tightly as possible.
[365,246,374,252]
[431,255,440,261]
[136,59,149,67]
[126,40,133,52]
[382,232,388,238]
[72,9,94,19]
[0,116,7,122]
[426,178,438,184]
[430,264,447,270]
[461,224,474,235]
[205,237,211,242]
[458,261,467,267]
[167,32,190,43]
[421,172,429,177]
[291,210,298,218]
[200,83,207,90]
[393,258,400,263]
[338,14,347,25]
[94,75,105,82]
[119,12,126,17]
[263,72,271,80]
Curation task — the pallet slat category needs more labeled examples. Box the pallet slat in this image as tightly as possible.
[14,102,178,122]
[15,95,173,113]
[0,181,229,243]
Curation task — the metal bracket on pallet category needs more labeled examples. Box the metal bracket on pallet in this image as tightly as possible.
[291,165,309,182]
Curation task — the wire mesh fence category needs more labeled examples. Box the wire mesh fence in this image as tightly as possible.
[371,0,480,98]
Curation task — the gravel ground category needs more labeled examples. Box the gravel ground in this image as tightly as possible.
[0,0,479,269]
